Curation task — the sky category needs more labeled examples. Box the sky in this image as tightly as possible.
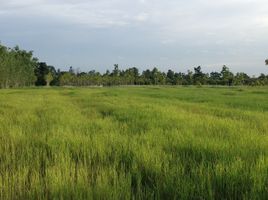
[0,0,268,74]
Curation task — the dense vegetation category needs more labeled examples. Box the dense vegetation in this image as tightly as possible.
[0,87,268,199]
[0,43,268,88]
[56,65,268,87]
[0,44,37,88]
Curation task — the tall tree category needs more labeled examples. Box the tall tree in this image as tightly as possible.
[0,44,37,88]
[151,67,159,85]
[35,62,49,86]
[69,66,75,74]
[221,65,234,86]
[167,69,175,85]
[209,72,221,85]
[193,66,207,85]
[45,72,54,86]
[142,69,152,85]
[234,72,250,85]
[111,64,121,85]
[35,62,56,86]
[112,64,120,76]
[185,70,194,85]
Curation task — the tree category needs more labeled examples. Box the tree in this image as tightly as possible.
[69,66,75,74]
[142,69,152,85]
[174,72,184,85]
[185,70,193,85]
[257,74,268,85]
[45,72,54,86]
[221,65,234,86]
[0,44,8,88]
[1,42,268,88]
[34,62,57,86]
[209,72,221,85]
[151,67,161,85]
[193,66,207,85]
[167,69,175,85]
[112,64,120,76]
[233,72,250,85]
[35,62,49,86]
[121,67,139,85]
[59,72,74,86]
[111,64,121,85]
[0,44,37,88]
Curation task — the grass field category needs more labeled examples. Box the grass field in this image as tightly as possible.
[0,86,268,199]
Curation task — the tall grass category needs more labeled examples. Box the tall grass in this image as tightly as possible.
[0,86,268,199]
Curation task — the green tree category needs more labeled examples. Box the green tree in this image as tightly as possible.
[209,72,221,85]
[142,69,152,85]
[185,70,193,85]
[0,44,37,88]
[167,69,175,85]
[35,62,56,86]
[234,73,250,85]
[59,72,74,86]
[45,72,54,86]
[193,66,207,85]
[111,64,121,85]
[35,62,49,86]
[221,65,234,86]
[0,44,8,88]
[174,72,184,85]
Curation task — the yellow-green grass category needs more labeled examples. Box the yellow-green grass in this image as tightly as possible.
[0,86,268,199]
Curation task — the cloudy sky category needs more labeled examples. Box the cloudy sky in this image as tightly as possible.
[0,0,268,74]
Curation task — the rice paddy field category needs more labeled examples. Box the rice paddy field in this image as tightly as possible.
[0,86,268,199]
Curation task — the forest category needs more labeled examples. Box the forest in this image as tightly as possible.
[1,43,268,88]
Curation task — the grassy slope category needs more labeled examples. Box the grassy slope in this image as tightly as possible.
[0,86,268,199]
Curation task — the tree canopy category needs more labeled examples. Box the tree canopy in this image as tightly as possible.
[0,43,37,88]
[0,43,268,88]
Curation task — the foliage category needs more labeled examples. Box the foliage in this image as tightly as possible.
[0,44,37,88]
[220,65,234,86]
[45,72,54,86]
[35,62,57,86]
[56,65,268,87]
[0,43,268,87]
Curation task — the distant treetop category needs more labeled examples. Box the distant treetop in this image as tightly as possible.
[1,43,268,88]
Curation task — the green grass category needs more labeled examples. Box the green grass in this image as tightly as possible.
[0,86,268,199]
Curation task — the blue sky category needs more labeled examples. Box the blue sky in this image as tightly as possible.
[0,0,268,74]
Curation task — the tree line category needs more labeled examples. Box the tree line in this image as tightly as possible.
[0,44,37,88]
[53,65,268,86]
[1,43,268,88]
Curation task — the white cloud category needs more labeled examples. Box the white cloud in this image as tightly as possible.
[0,0,268,74]
[0,0,151,27]
[1,0,268,32]
[134,12,149,22]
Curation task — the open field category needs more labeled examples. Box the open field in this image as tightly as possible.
[0,86,268,199]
